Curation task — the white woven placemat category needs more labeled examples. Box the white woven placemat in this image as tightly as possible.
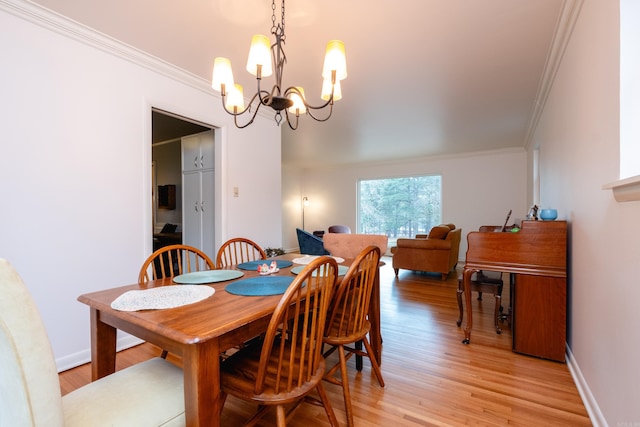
[111,285,215,312]
[292,255,344,264]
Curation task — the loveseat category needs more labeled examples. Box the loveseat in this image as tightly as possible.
[323,233,388,259]
[390,224,462,280]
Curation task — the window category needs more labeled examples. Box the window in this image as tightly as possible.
[620,0,640,179]
[358,175,442,245]
[603,1,640,201]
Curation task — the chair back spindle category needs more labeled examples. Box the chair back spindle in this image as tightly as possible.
[216,237,266,268]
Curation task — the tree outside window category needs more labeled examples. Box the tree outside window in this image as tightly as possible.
[358,175,442,245]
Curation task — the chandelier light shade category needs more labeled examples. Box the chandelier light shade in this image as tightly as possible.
[322,41,348,81]
[225,84,245,111]
[321,79,341,101]
[211,0,347,130]
[211,57,234,90]
[246,34,272,77]
[288,87,306,115]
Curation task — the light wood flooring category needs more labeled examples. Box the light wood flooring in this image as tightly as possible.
[59,257,592,426]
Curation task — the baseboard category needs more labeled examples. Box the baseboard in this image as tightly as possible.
[56,334,144,373]
[566,344,608,426]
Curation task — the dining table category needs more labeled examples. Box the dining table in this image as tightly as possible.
[77,253,383,427]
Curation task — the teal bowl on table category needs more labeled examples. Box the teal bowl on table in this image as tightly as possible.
[539,209,558,220]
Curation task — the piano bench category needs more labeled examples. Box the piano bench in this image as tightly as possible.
[456,271,505,334]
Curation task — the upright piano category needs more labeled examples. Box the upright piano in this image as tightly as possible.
[462,220,567,362]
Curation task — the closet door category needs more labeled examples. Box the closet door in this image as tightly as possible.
[182,172,202,250]
[181,130,215,261]
[200,169,215,258]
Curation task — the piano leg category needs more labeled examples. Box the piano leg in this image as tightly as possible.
[462,268,478,344]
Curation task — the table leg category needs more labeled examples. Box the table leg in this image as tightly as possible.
[462,268,477,344]
[368,267,382,364]
[183,339,221,427]
[90,308,116,381]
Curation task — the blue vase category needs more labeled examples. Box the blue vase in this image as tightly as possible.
[539,209,558,221]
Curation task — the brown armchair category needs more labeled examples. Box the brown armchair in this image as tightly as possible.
[390,224,462,280]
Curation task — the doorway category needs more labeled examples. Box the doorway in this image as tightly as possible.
[151,109,214,256]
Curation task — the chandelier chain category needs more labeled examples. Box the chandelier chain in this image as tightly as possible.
[271,0,276,34]
[281,0,285,41]
[271,0,285,42]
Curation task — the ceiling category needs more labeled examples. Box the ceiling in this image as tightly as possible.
[34,0,565,168]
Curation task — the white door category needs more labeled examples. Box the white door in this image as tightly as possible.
[181,130,215,261]
[200,169,215,260]
[182,171,202,249]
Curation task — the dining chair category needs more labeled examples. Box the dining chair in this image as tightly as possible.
[322,245,384,427]
[328,224,351,234]
[138,244,215,358]
[0,258,186,427]
[218,256,340,427]
[138,244,215,284]
[215,237,267,268]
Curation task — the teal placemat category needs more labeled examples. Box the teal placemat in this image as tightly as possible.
[173,270,244,284]
[290,265,349,276]
[236,260,294,271]
[225,276,296,296]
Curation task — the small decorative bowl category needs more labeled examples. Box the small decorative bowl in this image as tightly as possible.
[539,209,558,221]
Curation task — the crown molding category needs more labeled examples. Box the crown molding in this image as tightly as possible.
[603,175,640,202]
[2,0,217,93]
[523,0,585,150]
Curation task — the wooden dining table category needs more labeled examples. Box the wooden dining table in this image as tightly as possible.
[77,253,383,427]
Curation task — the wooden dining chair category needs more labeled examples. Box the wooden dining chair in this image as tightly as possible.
[218,256,340,427]
[138,244,215,358]
[138,244,215,284]
[322,245,384,427]
[215,237,267,268]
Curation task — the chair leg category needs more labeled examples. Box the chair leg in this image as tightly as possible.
[393,268,399,276]
[218,391,228,418]
[456,287,464,327]
[244,405,271,427]
[494,294,502,334]
[362,337,385,387]
[275,405,286,427]
[338,344,355,427]
[355,340,363,371]
[315,382,340,427]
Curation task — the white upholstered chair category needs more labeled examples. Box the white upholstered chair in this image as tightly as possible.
[0,258,186,427]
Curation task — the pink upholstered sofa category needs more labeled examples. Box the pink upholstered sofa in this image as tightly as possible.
[323,233,388,259]
[390,224,462,280]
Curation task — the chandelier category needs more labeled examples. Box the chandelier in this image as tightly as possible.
[211,0,347,130]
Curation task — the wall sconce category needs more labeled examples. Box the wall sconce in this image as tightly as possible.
[302,197,310,230]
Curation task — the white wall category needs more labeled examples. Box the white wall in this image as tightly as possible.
[0,1,281,370]
[530,0,639,424]
[283,149,528,258]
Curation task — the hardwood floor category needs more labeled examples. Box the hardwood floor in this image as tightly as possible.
[59,257,591,426]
